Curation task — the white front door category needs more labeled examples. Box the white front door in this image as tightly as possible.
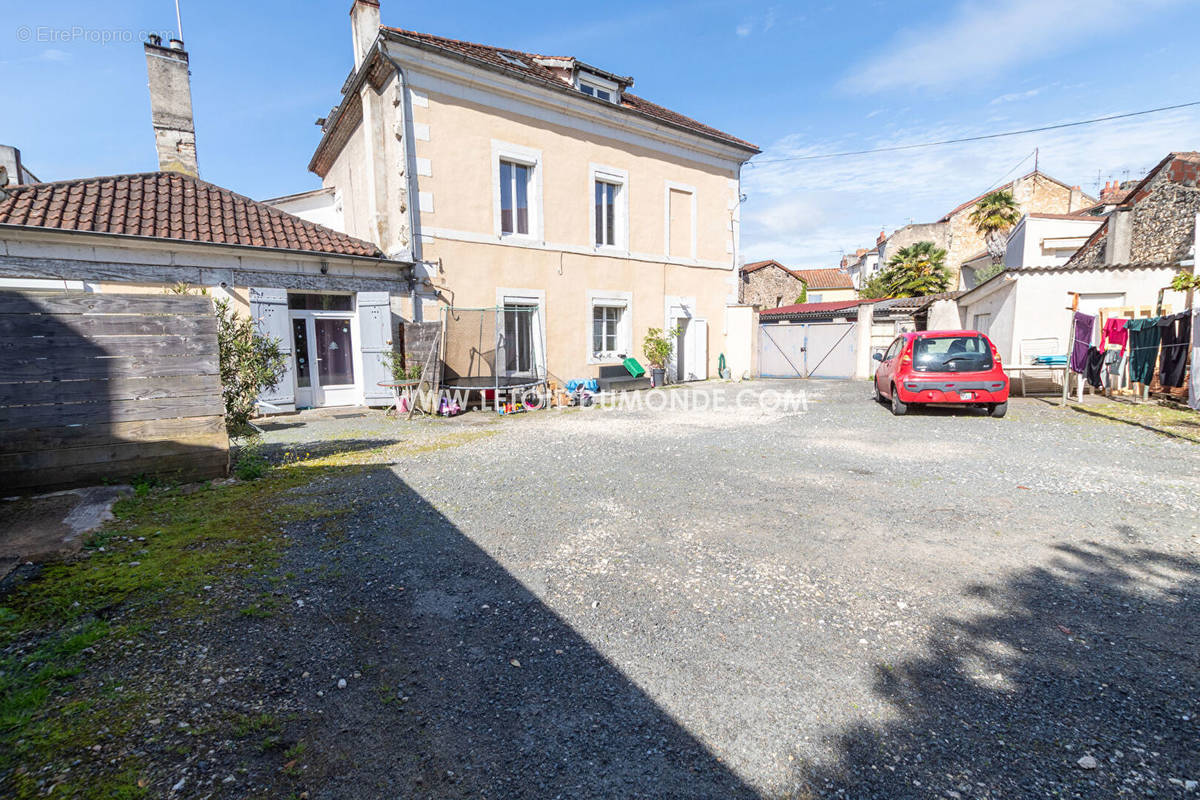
[290,311,359,407]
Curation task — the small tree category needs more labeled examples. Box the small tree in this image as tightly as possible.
[881,241,952,297]
[642,326,680,371]
[215,299,287,435]
[858,272,891,300]
[969,189,1022,265]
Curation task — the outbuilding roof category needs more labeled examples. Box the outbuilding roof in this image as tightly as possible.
[0,172,387,259]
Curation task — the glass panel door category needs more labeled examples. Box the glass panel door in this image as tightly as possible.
[314,318,355,386]
[292,317,314,408]
[503,305,534,375]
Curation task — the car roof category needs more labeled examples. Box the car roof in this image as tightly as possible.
[906,329,983,338]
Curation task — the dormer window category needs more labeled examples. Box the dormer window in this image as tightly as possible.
[577,72,620,104]
[580,82,612,102]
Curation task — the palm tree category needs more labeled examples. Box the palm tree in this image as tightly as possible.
[881,241,951,297]
[969,189,1021,265]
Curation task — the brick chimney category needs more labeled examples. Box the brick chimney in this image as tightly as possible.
[350,0,381,71]
[876,229,886,246]
[144,36,198,177]
[1099,180,1123,204]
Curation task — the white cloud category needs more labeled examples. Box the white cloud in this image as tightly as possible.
[740,107,1200,267]
[841,0,1181,93]
[736,23,753,37]
[39,49,71,63]
[990,87,1043,105]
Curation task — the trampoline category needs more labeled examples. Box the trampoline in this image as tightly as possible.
[438,305,549,413]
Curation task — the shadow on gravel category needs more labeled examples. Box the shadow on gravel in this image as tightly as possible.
[264,467,758,799]
[791,541,1200,798]
[252,437,396,465]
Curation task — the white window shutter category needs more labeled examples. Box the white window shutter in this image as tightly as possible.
[357,292,394,404]
[690,320,708,380]
[249,288,295,412]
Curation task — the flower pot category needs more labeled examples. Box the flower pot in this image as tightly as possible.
[650,368,666,387]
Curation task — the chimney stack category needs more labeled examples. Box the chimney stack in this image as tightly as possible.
[144,37,199,177]
[350,0,381,71]
[876,229,886,246]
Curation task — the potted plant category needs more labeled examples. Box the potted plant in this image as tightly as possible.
[642,326,679,387]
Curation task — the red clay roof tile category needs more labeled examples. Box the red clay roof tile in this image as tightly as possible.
[0,172,384,258]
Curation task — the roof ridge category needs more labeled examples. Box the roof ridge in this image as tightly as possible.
[382,27,569,63]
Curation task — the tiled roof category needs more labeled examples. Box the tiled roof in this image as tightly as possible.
[0,172,385,258]
[759,299,868,318]
[880,291,964,310]
[379,27,759,152]
[791,268,855,289]
[740,259,788,274]
[1026,212,1105,221]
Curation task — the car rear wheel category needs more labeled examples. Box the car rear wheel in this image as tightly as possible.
[890,384,908,416]
[989,401,1008,418]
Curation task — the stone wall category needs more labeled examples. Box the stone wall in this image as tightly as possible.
[943,173,1084,279]
[740,264,807,308]
[1129,179,1200,264]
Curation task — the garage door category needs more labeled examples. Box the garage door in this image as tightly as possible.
[759,321,857,378]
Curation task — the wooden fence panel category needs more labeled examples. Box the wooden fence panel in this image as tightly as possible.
[0,291,229,491]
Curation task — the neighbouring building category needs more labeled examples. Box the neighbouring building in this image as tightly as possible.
[739,260,857,308]
[842,246,880,289]
[739,260,806,308]
[0,35,413,412]
[791,268,857,303]
[271,0,760,383]
[871,171,1096,289]
[959,212,1106,288]
[956,152,1197,369]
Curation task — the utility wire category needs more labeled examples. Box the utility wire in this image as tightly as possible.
[984,149,1037,193]
[747,101,1200,166]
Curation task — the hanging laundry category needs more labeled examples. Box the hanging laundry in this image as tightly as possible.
[1084,346,1106,389]
[1125,316,1162,385]
[1190,308,1200,411]
[1158,312,1192,388]
[1100,317,1129,357]
[1104,347,1122,378]
[1069,312,1096,373]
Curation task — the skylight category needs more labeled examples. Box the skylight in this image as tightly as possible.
[498,52,527,68]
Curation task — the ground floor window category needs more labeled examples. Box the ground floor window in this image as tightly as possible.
[287,293,353,311]
[587,291,632,362]
[503,304,536,374]
[593,305,623,356]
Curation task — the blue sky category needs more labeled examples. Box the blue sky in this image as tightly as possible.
[3,0,1198,267]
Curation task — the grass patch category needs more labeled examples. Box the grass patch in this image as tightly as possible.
[1070,399,1200,443]
[0,456,353,799]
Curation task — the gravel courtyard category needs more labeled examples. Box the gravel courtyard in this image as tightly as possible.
[7,381,1197,799]
[240,381,1200,798]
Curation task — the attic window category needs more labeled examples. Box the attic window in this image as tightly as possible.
[580,82,612,102]
[498,52,528,68]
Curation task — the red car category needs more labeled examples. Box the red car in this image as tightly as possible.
[873,330,1009,417]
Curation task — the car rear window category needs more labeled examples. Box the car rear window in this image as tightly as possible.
[911,335,993,373]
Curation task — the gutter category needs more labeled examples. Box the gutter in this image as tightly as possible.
[0,222,411,270]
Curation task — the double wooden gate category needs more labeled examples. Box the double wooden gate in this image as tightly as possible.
[758,321,857,379]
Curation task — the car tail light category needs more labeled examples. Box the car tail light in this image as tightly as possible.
[989,342,1002,366]
[900,345,912,366]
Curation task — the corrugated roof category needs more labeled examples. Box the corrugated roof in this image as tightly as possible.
[0,172,386,258]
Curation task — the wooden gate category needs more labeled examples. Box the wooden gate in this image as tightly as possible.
[0,292,229,491]
[758,321,857,379]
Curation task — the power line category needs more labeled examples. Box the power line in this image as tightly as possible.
[747,101,1200,166]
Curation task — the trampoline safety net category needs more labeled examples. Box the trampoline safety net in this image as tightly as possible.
[440,305,547,392]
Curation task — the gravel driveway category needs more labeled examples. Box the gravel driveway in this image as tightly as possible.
[104,382,1200,797]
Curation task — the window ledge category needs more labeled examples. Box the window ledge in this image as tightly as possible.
[593,245,629,256]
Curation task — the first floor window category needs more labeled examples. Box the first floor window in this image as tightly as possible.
[592,305,623,357]
[594,180,619,246]
[500,160,531,235]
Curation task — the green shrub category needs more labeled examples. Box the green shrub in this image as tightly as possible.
[216,299,287,435]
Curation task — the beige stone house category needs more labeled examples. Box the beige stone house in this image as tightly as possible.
[271,0,760,383]
[872,171,1096,289]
